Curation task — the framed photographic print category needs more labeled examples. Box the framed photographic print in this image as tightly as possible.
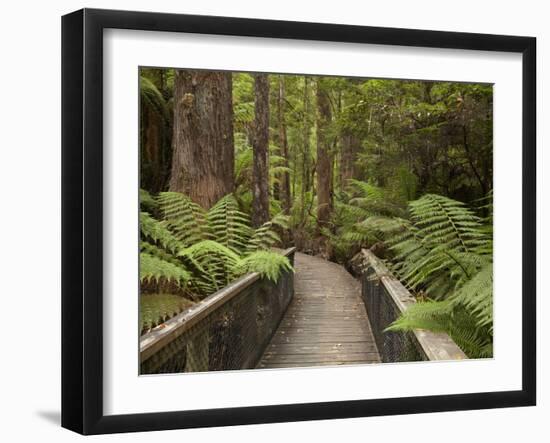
[61,8,536,435]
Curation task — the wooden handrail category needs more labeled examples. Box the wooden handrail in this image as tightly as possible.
[140,247,296,363]
[360,249,467,361]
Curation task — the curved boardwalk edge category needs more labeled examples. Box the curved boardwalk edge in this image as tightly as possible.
[257,252,381,369]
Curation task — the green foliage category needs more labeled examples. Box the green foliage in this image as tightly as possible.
[139,75,168,120]
[140,211,182,254]
[327,181,405,261]
[386,299,492,358]
[140,294,194,333]
[140,192,293,305]
[180,240,241,292]
[140,188,157,213]
[139,67,494,357]
[248,213,289,252]
[139,252,190,288]
[156,192,207,247]
[377,193,493,358]
[234,251,293,282]
[386,194,490,296]
[207,195,252,254]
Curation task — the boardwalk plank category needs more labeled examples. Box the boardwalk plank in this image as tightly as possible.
[257,252,380,369]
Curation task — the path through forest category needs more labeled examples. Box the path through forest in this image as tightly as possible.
[257,252,381,368]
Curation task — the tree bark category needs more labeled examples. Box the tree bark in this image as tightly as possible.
[301,77,311,221]
[340,131,360,188]
[277,76,291,214]
[252,74,270,227]
[169,70,234,209]
[316,79,333,231]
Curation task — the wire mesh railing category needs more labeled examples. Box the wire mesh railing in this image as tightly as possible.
[354,249,467,363]
[140,248,296,374]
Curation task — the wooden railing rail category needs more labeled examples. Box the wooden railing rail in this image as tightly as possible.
[140,247,296,373]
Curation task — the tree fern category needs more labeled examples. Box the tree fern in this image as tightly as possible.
[374,193,493,358]
[141,191,294,305]
[380,195,491,297]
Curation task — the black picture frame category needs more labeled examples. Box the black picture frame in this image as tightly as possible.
[61,8,536,435]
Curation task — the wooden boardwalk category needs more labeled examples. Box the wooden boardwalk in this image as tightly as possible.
[257,252,380,368]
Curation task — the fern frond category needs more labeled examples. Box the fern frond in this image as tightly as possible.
[156,192,207,246]
[140,252,190,288]
[140,188,157,213]
[140,294,194,333]
[386,299,492,358]
[207,195,252,254]
[377,193,493,358]
[386,300,453,332]
[140,241,181,266]
[179,240,241,290]
[234,251,293,282]
[140,212,182,254]
[451,263,493,332]
[247,214,289,252]
[409,194,483,252]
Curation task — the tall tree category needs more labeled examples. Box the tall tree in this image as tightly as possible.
[316,79,333,231]
[252,73,270,227]
[277,75,291,214]
[340,131,360,187]
[169,70,234,209]
[301,76,311,222]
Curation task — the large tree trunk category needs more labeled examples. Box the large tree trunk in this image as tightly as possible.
[277,76,291,214]
[252,74,270,227]
[316,79,333,231]
[169,70,234,209]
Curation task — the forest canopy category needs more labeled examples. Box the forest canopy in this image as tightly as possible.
[139,67,493,358]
